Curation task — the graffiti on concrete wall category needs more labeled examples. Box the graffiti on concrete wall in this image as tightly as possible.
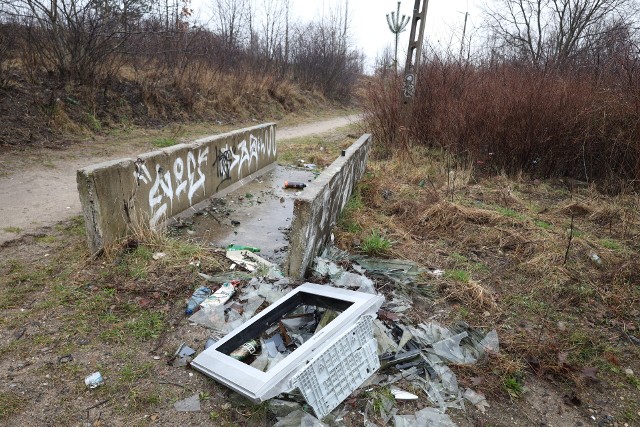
[134,128,277,228]
[135,147,209,227]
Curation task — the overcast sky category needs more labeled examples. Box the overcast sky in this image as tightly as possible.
[292,0,484,65]
[193,1,485,70]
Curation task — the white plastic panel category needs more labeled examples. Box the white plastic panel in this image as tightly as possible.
[190,283,384,402]
[291,315,380,419]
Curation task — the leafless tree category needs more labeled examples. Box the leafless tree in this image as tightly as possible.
[212,0,245,52]
[485,0,638,65]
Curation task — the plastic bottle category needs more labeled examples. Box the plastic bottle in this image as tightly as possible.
[284,181,306,189]
[185,286,213,314]
[589,252,603,266]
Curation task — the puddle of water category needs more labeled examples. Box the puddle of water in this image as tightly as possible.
[172,166,317,266]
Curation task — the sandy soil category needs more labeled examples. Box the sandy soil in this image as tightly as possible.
[0,114,360,245]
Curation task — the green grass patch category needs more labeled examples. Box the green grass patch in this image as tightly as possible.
[126,387,162,411]
[36,235,57,244]
[601,239,621,250]
[444,269,470,282]
[567,331,611,365]
[628,375,640,390]
[58,216,86,236]
[127,311,165,341]
[119,362,154,384]
[338,187,365,234]
[86,113,102,132]
[361,230,391,256]
[3,226,22,233]
[494,206,525,220]
[99,327,126,344]
[152,137,178,148]
[0,391,26,419]
[503,375,524,397]
[534,220,551,229]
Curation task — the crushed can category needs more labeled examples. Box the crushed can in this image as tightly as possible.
[84,372,104,389]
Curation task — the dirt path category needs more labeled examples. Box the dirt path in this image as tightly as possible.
[0,114,361,245]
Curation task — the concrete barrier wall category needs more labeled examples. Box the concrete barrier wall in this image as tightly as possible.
[286,134,372,279]
[77,123,277,252]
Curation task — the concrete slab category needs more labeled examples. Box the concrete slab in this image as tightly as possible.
[172,165,317,266]
[77,123,277,252]
[286,134,372,279]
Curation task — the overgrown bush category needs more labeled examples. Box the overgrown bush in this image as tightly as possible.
[363,59,640,187]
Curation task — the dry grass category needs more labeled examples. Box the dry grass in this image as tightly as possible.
[335,146,640,408]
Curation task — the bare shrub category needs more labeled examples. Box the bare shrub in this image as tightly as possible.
[363,56,640,187]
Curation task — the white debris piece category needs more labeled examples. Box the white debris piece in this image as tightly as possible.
[391,387,419,400]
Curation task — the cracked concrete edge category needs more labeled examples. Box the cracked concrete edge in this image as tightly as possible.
[77,158,138,253]
[286,134,372,279]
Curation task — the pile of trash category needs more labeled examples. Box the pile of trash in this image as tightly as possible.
[174,244,499,426]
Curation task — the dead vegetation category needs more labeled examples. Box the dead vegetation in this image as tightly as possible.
[334,146,640,422]
[0,0,362,147]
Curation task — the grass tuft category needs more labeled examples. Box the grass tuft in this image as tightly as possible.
[361,230,391,256]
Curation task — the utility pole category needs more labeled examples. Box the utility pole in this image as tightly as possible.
[459,11,468,60]
[402,0,429,104]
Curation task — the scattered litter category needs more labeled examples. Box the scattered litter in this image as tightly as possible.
[292,315,380,419]
[176,343,196,358]
[273,410,327,427]
[390,387,419,400]
[230,339,261,361]
[227,244,260,252]
[189,303,229,333]
[589,252,603,266]
[199,271,254,282]
[314,246,437,296]
[313,258,343,279]
[152,252,166,260]
[283,181,306,189]
[264,334,286,357]
[463,388,489,413]
[174,394,201,412]
[231,220,241,226]
[185,286,213,315]
[268,399,302,418]
[226,250,274,272]
[334,272,376,294]
[191,283,383,406]
[182,245,499,422]
[365,390,396,425]
[84,372,104,389]
[303,164,317,170]
[170,343,196,367]
[200,283,235,309]
[394,407,457,427]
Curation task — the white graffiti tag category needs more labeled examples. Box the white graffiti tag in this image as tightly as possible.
[134,147,209,228]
